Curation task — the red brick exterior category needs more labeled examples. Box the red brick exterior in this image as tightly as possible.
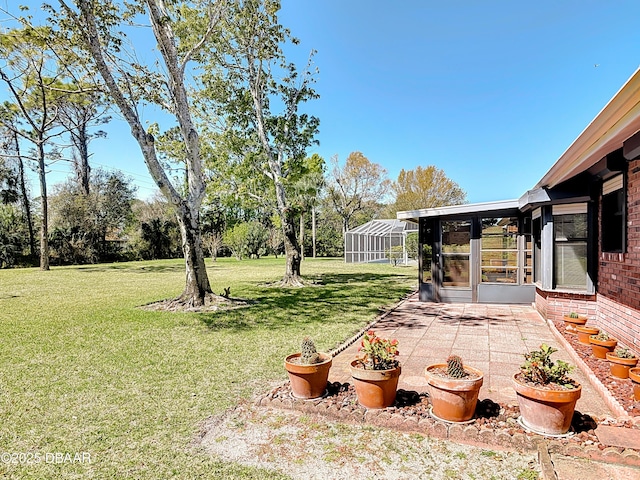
[535,158,640,352]
[596,158,640,350]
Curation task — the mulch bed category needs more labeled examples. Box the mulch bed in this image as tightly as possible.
[551,319,640,416]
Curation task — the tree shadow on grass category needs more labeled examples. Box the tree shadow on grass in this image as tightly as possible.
[76,263,185,274]
[198,272,414,332]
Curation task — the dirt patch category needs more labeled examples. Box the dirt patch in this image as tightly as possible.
[197,401,540,480]
[140,294,249,313]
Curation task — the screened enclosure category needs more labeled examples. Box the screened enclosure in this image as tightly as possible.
[344,219,418,264]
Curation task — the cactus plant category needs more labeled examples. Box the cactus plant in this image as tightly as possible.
[446,355,467,378]
[592,332,611,341]
[300,336,321,365]
[568,312,579,319]
[612,347,636,359]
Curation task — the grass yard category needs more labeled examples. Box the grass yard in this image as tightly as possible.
[0,257,415,479]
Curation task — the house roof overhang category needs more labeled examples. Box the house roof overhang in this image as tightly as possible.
[397,199,520,222]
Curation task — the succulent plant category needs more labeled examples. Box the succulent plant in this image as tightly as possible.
[446,355,467,379]
[356,331,399,370]
[520,344,575,388]
[568,312,579,319]
[613,347,636,359]
[592,332,612,341]
[300,336,321,365]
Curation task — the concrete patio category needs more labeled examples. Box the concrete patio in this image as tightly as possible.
[329,292,614,418]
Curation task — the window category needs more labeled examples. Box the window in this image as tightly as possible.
[480,217,532,284]
[601,174,625,253]
[421,221,433,283]
[553,206,588,289]
[480,218,518,283]
[441,220,470,287]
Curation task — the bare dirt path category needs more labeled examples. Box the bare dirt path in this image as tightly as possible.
[197,403,540,480]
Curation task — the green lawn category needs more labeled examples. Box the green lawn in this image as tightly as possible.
[0,257,415,479]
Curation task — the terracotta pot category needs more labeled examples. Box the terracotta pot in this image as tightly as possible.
[513,373,582,436]
[285,353,332,399]
[589,336,618,359]
[575,326,599,345]
[562,315,587,333]
[425,364,483,422]
[350,360,401,409]
[630,368,640,402]
[606,352,639,379]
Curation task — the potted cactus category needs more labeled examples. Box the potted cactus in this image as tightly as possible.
[589,332,618,359]
[512,344,581,436]
[284,337,332,399]
[425,355,483,423]
[606,347,638,379]
[562,311,587,333]
[350,330,401,409]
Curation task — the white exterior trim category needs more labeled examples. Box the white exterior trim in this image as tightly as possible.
[552,203,588,215]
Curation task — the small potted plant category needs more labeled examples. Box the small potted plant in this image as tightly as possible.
[575,325,599,345]
[606,347,638,379]
[562,311,587,333]
[512,344,581,436]
[284,337,332,399]
[589,332,618,359]
[350,330,401,409]
[425,355,483,423]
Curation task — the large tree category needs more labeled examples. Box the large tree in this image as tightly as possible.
[48,169,136,264]
[390,165,467,212]
[53,0,226,307]
[0,26,68,271]
[327,152,390,234]
[53,82,110,196]
[208,0,320,286]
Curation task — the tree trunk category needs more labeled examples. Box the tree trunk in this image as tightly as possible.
[13,133,35,256]
[299,211,304,262]
[312,206,316,258]
[75,123,90,195]
[282,207,302,285]
[71,0,218,308]
[175,202,211,306]
[37,142,49,271]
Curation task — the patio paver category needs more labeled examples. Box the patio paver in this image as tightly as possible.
[329,292,614,418]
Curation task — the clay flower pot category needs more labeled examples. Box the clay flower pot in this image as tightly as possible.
[513,373,582,436]
[606,352,638,379]
[630,368,640,402]
[350,360,401,409]
[562,314,587,333]
[285,353,332,399]
[425,364,483,423]
[575,325,599,345]
[589,336,618,359]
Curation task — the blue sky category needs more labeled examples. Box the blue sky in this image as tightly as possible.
[8,0,640,204]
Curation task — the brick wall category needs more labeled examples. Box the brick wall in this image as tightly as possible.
[596,294,639,350]
[535,288,597,323]
[595,158,640,350]
[533,158,640,353]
